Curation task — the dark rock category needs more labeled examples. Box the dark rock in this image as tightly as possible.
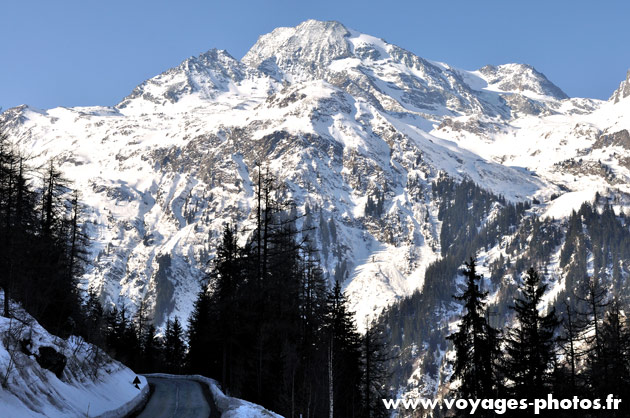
[36,346,67,378]
[594,129,630,150]
[152,253,175,325]
[19,338,32,356]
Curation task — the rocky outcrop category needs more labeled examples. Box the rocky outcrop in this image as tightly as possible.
[610,69,630,103]
[479,63,569,99]
[36,346,67,378]
[594,129,630,149]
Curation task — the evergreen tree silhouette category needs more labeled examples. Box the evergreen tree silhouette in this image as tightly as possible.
[448,258,500,401]
[503,267,558,400]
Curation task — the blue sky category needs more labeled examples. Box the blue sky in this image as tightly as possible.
[1,0,628,110]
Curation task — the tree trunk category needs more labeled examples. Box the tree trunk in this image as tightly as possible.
[329,335,334,418]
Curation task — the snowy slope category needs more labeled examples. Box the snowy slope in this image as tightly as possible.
[0,292,148,418]
[1,19,630,333]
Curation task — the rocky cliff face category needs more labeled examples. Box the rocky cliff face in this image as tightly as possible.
[610,69,630,103]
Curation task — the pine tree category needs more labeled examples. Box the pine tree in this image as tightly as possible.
[187,287,214,377]
[121,318,140,370]
[104,306,120,356]
[164,317,186,374]
[362,319,391,418]
[130,299,152,371]
[141,324,162,373]
[596,301,630,416]
[107,303,139,368]
[556,301,586,395]
[578,276,609,393]
[447,258,500,400]
[82,287,106,370]
[503,267,558,399]
[325,281,362,418]
[211,224,241,390]
[0,135,23,318]
[65,190,88,285]
[294,243,328,417]
[40,160,68,239]
[83,288,105,346]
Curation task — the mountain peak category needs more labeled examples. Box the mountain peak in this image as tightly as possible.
[610,69,630,103]
[117,48,245,109]
[479,63,569,100]
[242,20,352,80]
[296,19,348,32]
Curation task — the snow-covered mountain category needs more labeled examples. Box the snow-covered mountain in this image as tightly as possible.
[2,19,630,339]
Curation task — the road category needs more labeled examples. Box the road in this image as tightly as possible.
[135,377,213,418]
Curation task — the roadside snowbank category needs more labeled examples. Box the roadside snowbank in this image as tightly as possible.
[0,292,148,418]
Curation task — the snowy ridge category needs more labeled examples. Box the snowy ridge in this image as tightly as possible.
[1,20,630,336]
[118,49,246,109]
